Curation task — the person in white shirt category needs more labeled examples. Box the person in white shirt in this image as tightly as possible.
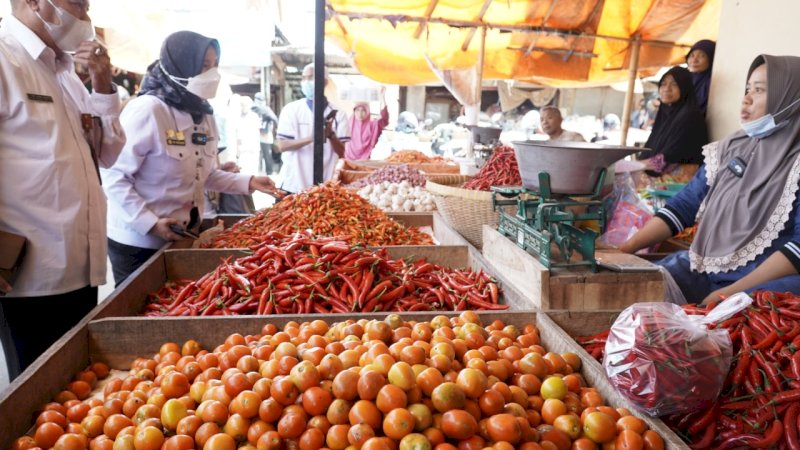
[540,106,586,142]
[0,0,126,379]
[275,63,350,194]
[102,31,279,285]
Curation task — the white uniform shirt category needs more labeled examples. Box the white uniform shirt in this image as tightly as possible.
[0,16,126,297]
[276,99,350,193]
[102,95,251,249]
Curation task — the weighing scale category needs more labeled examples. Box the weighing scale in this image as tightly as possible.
[492,141,640,272]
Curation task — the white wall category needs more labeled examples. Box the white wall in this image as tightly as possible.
[708,0,800,140]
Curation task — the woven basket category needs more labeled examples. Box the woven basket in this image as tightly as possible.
[426,181,505,249]
[426,173,473,186]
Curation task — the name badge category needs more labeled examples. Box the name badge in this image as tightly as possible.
[166,129,186,146]
[27,93,54,103]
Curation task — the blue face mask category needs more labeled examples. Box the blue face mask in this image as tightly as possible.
[301,80,314,99]
[741,96,800,138]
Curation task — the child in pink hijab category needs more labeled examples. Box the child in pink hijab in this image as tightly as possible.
[345,98,389,160]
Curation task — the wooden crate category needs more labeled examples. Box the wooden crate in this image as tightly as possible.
[91,237,530,321]
[0,311,687,450]
[482,226,665,310]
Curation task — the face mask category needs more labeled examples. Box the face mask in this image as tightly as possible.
[301,80,315,99]
[740,96,800,138]
[185,67,221,100]
[162,63,221,100]
[36,0,94,53]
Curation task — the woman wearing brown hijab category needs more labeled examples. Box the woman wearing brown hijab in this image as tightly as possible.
[620,54,800,304]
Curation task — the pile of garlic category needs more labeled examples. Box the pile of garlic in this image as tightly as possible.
[357,181,436,212]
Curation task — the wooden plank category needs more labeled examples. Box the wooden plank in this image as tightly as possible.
[483,225,665,310]
[0,322,91,450]
[482,225,549,307]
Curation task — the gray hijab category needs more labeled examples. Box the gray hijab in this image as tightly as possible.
[690,55,800,273]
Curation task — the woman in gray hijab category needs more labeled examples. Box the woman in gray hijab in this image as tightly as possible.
[620,54,800,304]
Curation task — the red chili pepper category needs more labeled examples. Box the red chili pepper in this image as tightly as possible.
[689,421,716,449]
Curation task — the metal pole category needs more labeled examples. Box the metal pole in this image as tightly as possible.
[620,35,641,146]
[313,0,325,185]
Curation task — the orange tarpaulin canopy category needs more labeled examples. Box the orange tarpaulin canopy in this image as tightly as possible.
[325,0,720,87]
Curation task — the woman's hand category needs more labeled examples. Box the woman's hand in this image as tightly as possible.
[150,218,187,241]
[701,288,730,305]
[249,176,284,198]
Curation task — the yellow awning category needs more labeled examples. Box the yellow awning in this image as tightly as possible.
[325,0,720,87]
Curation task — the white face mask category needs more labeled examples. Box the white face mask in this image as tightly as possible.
[740,96,800,138]
[36,0,95,53]
[301,80,315,99]
[162,63,221,100]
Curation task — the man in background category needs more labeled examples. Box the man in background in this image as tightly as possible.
[253,92,279,174]
[275,63,349,193]
[540,106,585,142]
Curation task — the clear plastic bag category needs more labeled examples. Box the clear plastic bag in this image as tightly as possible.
[600,172,653,247]
[603,294,751,416]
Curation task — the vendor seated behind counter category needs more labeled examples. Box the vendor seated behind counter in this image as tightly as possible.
[637,66,708,177]
[620,55,800,304]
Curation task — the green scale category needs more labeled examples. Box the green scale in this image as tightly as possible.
[491,169,607,272]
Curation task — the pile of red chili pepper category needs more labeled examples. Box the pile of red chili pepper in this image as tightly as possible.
[203,182,433,248]
[462,145,522,191]
[144,230,505,317]
[577,291,800,449]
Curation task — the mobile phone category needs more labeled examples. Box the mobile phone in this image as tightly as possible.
[325,110,338,122]
[169,224,199,239]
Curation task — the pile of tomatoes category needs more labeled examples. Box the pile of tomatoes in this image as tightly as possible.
[12,312,666,450]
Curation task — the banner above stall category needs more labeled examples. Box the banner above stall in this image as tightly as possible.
[324,0,720,87]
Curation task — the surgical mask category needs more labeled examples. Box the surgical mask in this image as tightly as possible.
[741,96,800,138]
[301,80,315,99]
[162,63,221,100]
[36,0,95,53]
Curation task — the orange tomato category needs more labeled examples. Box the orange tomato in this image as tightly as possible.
[440,409,478,440]
[582,412,617,444]
[383,408,416,440]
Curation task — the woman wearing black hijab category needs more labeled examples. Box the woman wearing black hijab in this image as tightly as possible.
[686,39,716,113]
[621,55,800,304]
[102,31,279,285]
[639,66,709,177]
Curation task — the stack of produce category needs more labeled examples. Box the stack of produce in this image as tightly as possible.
[12,313,667,450]
[385,150,452,164]
[462,146,522,191]
[357,181,436,212]
[349,164,427,188]
[203,183,432,248]
[577,291,800,449]
[673,224,698,244]
[146,231,504,316]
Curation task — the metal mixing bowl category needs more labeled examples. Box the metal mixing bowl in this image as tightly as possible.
[512,141,642,195]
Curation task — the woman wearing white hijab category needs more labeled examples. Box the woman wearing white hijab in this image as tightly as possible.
[621,54,800,303]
